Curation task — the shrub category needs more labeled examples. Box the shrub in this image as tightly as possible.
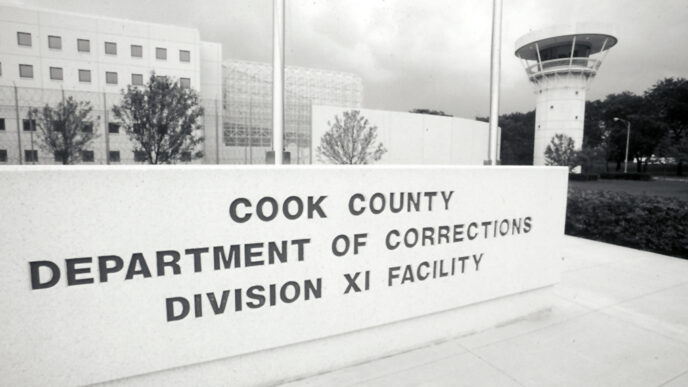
[600,172,652,181]
[569,173,599,181]
[566,189,688,258]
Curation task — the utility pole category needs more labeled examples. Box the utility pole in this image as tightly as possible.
[272,0,285,165]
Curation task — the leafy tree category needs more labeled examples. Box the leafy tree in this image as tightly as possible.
[316,110,387,164]
[409,108,453,117]
[646,77,688,175]
[112,73,204,164]
[477,111,534,165]
[30,96,98,165]
[544,134,577,170]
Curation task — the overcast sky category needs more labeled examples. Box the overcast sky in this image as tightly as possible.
[11,0,688,118]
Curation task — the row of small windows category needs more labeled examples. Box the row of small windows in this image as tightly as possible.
[14,64,190,87]
[17,32,191,62]
[1,119,189,135]
[0,149,191,163]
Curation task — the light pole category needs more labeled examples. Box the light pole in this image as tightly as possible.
[614,117,631,173]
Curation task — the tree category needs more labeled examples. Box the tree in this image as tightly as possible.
[477,111,534,165]
[409,108,453,117]
[544,134,577,170]
[316,110,387,164]
[645,77,688,175]
[30,96,98,165]
[112,73,204,164]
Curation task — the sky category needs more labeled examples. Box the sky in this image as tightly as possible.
[9,0,688,118]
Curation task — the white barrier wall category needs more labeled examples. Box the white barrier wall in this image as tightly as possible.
[0,166,567,386]
[311,106,497,165]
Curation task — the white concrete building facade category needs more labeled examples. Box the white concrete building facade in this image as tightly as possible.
[0,4,222,165]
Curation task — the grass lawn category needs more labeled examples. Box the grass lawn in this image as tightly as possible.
[569,179,688,201]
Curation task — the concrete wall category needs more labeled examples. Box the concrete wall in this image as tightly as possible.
[311,105,493,165]
[0,165,567,386]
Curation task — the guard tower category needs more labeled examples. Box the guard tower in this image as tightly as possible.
[515,24,617,166]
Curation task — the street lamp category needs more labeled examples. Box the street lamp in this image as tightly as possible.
[614,117,631,173]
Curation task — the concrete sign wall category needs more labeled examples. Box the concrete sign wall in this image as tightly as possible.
[0,166,567,386]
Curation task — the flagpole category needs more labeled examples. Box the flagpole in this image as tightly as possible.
[272,0,285,165]
[487,0,502,165]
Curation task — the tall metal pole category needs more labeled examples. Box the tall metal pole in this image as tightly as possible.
[624,121,631,173]
[272,0,285,165]
[13,85,23,165]
[103,91,110,165]
[487,0,502,166]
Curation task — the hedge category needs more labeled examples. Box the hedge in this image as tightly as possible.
[566,188,688,258]
[600,172,653,181]
[569,173,599,181]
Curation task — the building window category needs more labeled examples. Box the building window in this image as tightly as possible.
[77,39,90,52]
[82,150,94,162]
[78,69,91,83]
[131,73,143,86]
[180,78,191,89]
[181,151,191,162]
[24,149,38,162]
[0,149,7,162]
[106,72,118,85]
[0,118,5,130]
[48,35,61,49]
[19,64,34,79]
[22,119,36,131]
[108,122,120,134]
[109,151,120,163]
[50,67,63,80]
[82,122,94,133]
[156,47,167,60]
[104,41,117,55]
[134,151,147,162]
[179,50,190,62]
[17,32,31,47]
[131,44,143,58]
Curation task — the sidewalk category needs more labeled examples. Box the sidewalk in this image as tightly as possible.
[284,236,688,387]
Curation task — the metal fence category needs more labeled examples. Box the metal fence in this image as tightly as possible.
[0,85,225,165]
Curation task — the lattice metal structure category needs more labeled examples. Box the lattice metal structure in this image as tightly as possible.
[222,59,363,164]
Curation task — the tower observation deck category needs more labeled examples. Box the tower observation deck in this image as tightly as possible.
[515,24,617,166]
